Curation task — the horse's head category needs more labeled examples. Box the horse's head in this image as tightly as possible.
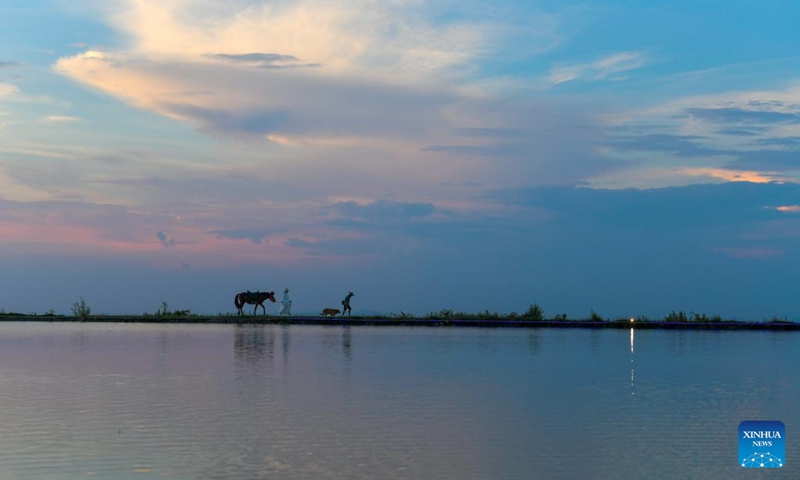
[267,291,277,303]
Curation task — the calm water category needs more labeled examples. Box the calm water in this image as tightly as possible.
[0,322,797,480]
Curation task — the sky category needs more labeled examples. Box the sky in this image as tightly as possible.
[1,0,800,319]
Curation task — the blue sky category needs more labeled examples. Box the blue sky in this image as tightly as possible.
[1,0,799,318]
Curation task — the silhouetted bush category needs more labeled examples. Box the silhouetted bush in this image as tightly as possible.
[664,310,688,322]
[143,301,193,317]
[71,297,92,318]
[522,304,544,320]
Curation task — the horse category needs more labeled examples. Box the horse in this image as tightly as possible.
[235,291,276,315]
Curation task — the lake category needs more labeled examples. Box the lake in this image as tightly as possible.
[0,322,797,479]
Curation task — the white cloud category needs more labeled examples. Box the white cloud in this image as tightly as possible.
[547,51,646,87]
[53,1,578,145]
[101,0,488,79]
[587,79,800,189]
[42,115,84,123]
[52,0,501,145]
[46,0,616,197]
[0,82,19,97]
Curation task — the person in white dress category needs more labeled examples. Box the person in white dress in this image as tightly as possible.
[279,288,292,316]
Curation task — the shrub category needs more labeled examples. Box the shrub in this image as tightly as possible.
[691,312,722,323]
[152,302,192,316]
[664,310,688,322]
[71,297,92,318]
[157,301,170,316]
[522,304,544,321]
[430,309,454,319]
[589,310,603,321]
[766,316,791,323]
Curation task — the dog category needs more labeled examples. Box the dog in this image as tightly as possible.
[321,308,340,317]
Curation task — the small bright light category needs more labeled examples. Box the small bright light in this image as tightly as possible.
[630,318,634,323]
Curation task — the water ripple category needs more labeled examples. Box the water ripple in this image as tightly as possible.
[0,323,797,479]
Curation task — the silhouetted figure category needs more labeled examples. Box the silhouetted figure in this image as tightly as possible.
[341,291,354,317]
[234,290,276,315]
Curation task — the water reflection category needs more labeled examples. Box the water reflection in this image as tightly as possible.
[321,326,354,364]
[234,325,275,365]
[590,328,600,352]
[281,325,291,366]
[322,326,338,349]
[72,329,87,353]
[630,327,635,399]
[0,323,797,480]
[342,326,352,363]
[528,330,539,354]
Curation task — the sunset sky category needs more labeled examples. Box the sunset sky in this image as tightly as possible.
[1,0,800,318]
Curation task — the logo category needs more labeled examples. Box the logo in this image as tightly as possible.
[739,421,785,468]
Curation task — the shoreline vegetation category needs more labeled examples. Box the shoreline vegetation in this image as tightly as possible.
[0,303,798,330]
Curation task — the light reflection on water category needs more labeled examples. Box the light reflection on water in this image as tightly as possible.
[631,327,635,399]
[0,322,797,479]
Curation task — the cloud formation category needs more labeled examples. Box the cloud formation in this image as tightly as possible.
[47,3,583,144]
[157,231,176,248]
[205,52,321,69]
[492,182,800,230]
[42,115,84,123]
[686,106,800,125]
[547,52,646,86]
[331,200,436,222]
[56,49,457,141]
[0,83,18,97]
[207,228,274,244]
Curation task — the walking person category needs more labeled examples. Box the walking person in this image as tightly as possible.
[279,288,292,316]
[341,291,354,317]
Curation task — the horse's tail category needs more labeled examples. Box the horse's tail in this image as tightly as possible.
[234,293,243,310]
